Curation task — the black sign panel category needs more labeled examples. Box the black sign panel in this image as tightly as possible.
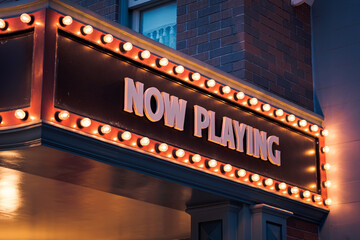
[55,32,319,191]
[0,31,33,110]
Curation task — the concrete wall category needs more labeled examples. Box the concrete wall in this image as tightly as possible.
[312,0,360,239]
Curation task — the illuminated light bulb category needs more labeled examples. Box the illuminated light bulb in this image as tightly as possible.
[275,109,284,117]
[291,187,299,194]
[249,97,258,106]
[175,149,185,158]
[207,159,217,168]
[61,16,73,26]
[313,195,322,202]
[14,109,27,120]
[321,146,330,153]
[80,118,91,128]
[250,174,260,182]
[236,169,246,178]
[140,50,151,59]
[302,190,311,198]
[57,110,70,121]
[82,25,93,35]
[323,180,332,188]
[206,79,216,88]
[100,124,111,134]
[221,86,231,94]
[174,65,185,74]
[140,137,150,146]
[191,154,201,163]
[298,119,307,127]
[264,178,273,186]
[158,58,169,67]
[20,13,32,24]
[322,163,331,170]
[310,125,319,132]
[0,19,7,30]
[287,114,296,122]
[122,42,133,51]
[236,92,245,100]
[321,129,329,137]
[262,104,271,112]
[324,198,332,206]
[102,34,113,44]
[191,72,201,81]
[278,182,287,190]
[223,164,232,172]
[121,131,132,141]
[158,143,168,152]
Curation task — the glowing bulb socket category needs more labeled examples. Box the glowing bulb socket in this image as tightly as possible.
[324,199,332,206]
[174,149,185,158]
[191,154,201,163]
[222,164,232,173]
[221,86,231,94]
[190,72,201,81]
[287,114,296,122]
[262,104,271,112]
[174,65,185,74]
[120,131,132,141]
[274,109,284,117]
[121,42,133,52]
[60,16,73,26]
[313,195,322,202]
[207,159,217,168]
[298,119,307,127]
[236,169,246,178]
[302,190,311,198]
[235,92,245,101]
[248,97,258,106]
[0,19,8,30]
[277,182,287,191]
[250,174,260,182]
[323,180,332,188]
[322,163,331,170]
[157,58,169,67]
[14,109,28,120]
[139,137,150,147]
[99,124,111,135]
[140,50,151,60]
[206,79,216,88]
[55,111,70,122]
[310,125,319,132]
[157,143,168,152]
[290,187,299,195]
[321,129,329,137]
[81,25,93,35]
[102,34,114,44]
[264,178,273,186]
[20,13,33,24]
[321,146,330,153]
[78,118,91,128]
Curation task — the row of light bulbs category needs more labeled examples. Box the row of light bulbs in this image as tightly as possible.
[0,14,331,139]
[54,15,331,139]
[0,13,332,207]
[55,109,332,206]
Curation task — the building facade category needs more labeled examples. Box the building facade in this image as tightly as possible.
[0,0,355,239]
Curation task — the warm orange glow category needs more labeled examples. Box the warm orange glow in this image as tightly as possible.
[122,42,133,51]
[0,19,7,30]
[82,25,93,35]
[206,79,216,88]
[121,131,132,141]
[262,104,271,112]
[275,109,284,117]
[20,13,32,24]
[174,65,185,74]
[251,174,260,182]
[140,137,150,146]
[175,149,185,158]
[61,16,73,26]
[287,114,295,122]
[14,110,27,120]
[191,154,201,163]
[79,118,91,128]
[100,125,111,134]
[265,178,273,186]
[140,50,151,59]
[102,34,113,44]
[159,58,169,67]
[278,182,287,190]
[207,159,217,168]
[249,97,258,106]
[223,164,232,172]
[236,169,246,177]
[57,111,70,121]
[191,72,201,81]
[221,86,231,94]
[158,143,168,152]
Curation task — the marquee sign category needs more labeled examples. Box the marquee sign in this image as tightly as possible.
[0,9,330,207]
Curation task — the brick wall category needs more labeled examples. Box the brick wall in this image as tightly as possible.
[70,0,119,22]
[177,0,313,110]
[287,217,319,240]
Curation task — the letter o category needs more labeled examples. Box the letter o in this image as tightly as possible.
[144,87,164,122]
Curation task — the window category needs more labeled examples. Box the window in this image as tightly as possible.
[129,1,177,49]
